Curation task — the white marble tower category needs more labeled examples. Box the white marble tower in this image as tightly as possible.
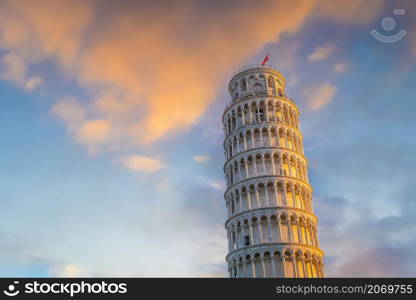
[222,64,324,278]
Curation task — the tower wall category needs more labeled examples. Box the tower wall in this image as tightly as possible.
[223,65,324,278]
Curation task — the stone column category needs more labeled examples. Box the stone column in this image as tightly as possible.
[244,159,249,178]
[273,102,277,122]
[265,104,270,122]
[249,222,254,245]
[267,218,272,242]
[293,257,299,277]
[242,107,246,125]
[257,221,263,243]
[246,191,252,210]
[251,259,257,278]
[239,193,243,212]
[281,257,286,277]
[288,219,293,242]
[265,185,270,206]
[260,130,264,147]
[261,256,266,278]
[282,184,288,206]
[271,254,277,277]
[255,188,261,208]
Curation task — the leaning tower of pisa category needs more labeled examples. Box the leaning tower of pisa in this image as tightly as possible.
[223,64,324,278]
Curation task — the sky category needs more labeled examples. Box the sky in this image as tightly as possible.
[0,0,415,277]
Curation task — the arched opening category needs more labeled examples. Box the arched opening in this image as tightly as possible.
[270,215,279,241]
[296,252,305,278]
[282,155,290,177]
[241,79,247,91]
[280,215,289,242]
[268,76,275,91]
[286,184,294,207]
[264,153,272,175]
[279,129,286,148]
[291,216,299,243]
[263,251,272,277]
[262,127,269,146]
[284,251,294,278]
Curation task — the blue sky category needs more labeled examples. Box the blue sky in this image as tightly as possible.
[0,0,415,277]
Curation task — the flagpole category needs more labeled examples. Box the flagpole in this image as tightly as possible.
[261,53,270,66]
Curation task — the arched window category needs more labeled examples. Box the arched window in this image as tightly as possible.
[268,76,275,91]
[241,79,247,91]
[254,82,263,89]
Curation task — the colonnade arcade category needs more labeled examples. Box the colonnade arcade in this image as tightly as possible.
[227,246,324,278]
[223,98,299,137]
[225,179,312,216]
[224,150,308,186]
[224,124,304,160]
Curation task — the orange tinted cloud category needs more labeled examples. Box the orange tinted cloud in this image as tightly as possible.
[0,0,384,148]
[333,62,349,73]
[306,82,337,111]
[0,0,93,65]
[118,155,166,173]
[308,44,335,62]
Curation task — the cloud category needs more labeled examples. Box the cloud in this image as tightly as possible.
[306,82,337,110]
[0,52,43,91]
[157,177,172,192]
[309,122,416,277]
[208,180,226,191]
[193,155,210,163]
[52,265,85,277]
[0,0,93,66]
[0,52,26,84]
[313,0,384,24]
[51,98,112,154]
[77,120,112,145]
[51,98,86,130]
[308,44,335,62]
[118,155,166,173]
[333,62,348,73]
[0,0,384,149]
[24,76,43,91]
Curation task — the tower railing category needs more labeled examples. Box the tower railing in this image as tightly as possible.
[229,64,283,80]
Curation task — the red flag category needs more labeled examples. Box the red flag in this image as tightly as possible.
[261,54,269,66]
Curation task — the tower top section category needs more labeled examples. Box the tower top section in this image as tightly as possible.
[228,64,286,102]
